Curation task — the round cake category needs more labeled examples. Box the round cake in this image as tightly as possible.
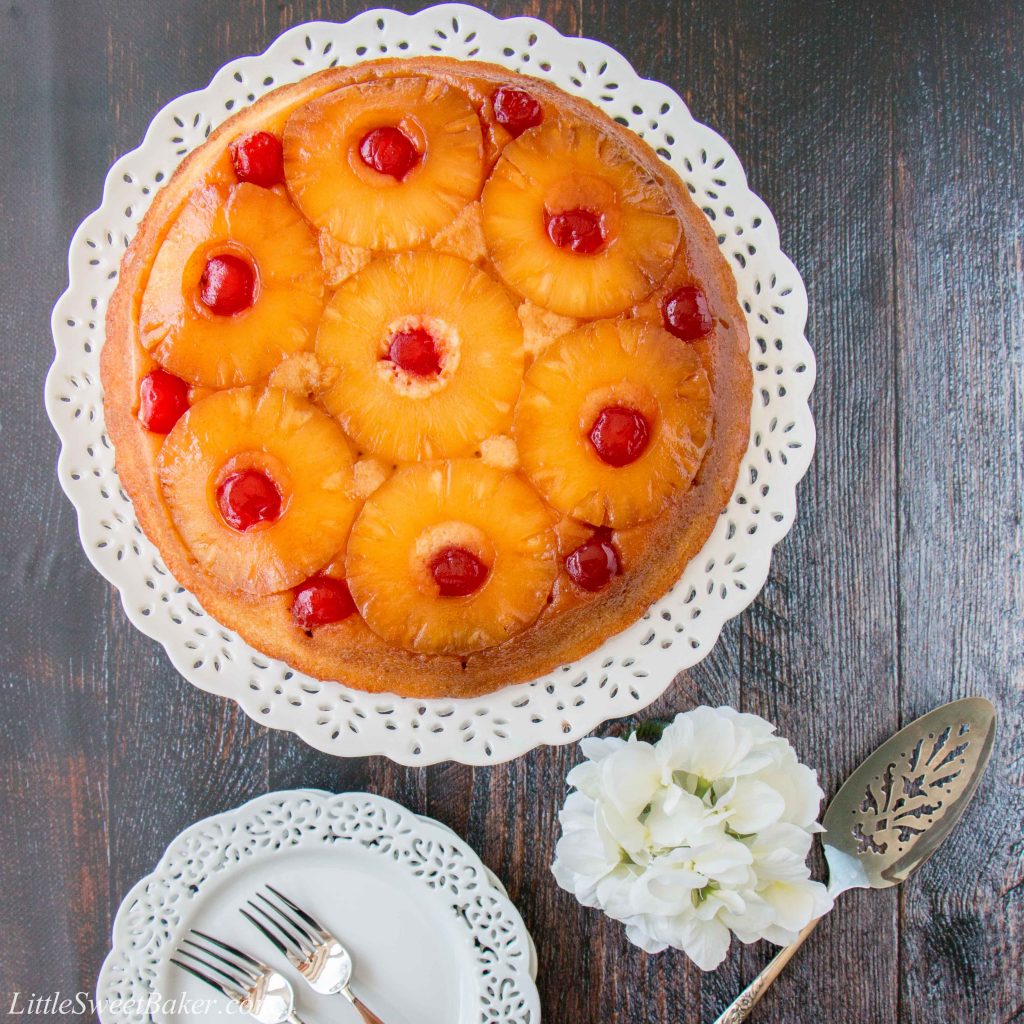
[101,57,752,699]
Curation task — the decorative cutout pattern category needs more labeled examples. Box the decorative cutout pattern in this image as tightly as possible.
[96,791,538,1023]
[851,721,975,856]
[45,5,815,764]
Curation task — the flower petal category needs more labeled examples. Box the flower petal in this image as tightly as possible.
[580,735,627,763]
[754,754,824,830]
[758,878,833,943]
[676,914,733,971]
[600,741,662,819]
[646,785,717,848]
[721,778,786,834]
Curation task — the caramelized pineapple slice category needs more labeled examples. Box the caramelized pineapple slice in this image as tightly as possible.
[283,77,485,251]
[158,387,357,596]
[514,318,712,527]
[316,252,525,462]
[346,460,557,655]
[481,118,681,318]
[140,183,324,387]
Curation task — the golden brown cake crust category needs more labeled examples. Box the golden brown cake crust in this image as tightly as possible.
[101,57,752,699]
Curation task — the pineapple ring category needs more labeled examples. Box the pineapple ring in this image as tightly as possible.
[140,183,325,387]
[283,77,485,251]
[481,118,682,318]
[346,460,558,656]
[514,318,713,528]
[158,387,358,596]
[316,252,525,462]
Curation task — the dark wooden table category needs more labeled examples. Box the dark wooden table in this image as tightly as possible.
[2,1,1022,1021]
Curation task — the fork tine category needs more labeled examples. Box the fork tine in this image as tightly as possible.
[190,928,266,972]
[241,907,289,958]
[245,899,310,959]
[176,946,250,992]
[256,892,318,950]
[264,884,327,934]
[181,936,258,986]
[171,956,241,1001]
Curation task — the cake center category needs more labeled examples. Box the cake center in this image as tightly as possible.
[199,253,256,315]
[387,327,442,377]
[411,521,494,598]
[359,126,420,180]
[430,546,490,597]
[378,314,461,397]
[545,207,608,255]
[588,405,651,466]
[216,468,282,531]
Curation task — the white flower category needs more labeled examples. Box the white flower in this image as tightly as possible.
[551,706,832,971]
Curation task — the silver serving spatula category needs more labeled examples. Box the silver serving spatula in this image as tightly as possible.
[715,696,996,1023]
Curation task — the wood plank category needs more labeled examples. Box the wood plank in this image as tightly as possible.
[892,3,1024,1021]
[716,3,904,1021]
[0,0,116,1011]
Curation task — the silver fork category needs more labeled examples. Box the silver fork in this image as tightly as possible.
[242,885,386,1024]
[171,928,307,1024]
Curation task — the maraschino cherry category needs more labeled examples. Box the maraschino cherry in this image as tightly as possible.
[388,328,442,376]
[566,531,621,592]
[588,406,651,467]
[229,131,285,188]
[216,469,282,532]
[662,285,713,341]
[359,126,420,180]
[199,254,256,315]
[492,85,544,137]
[292,576,357,631]
[138,368,189,433]
[430,546,489,597]
[545,208,607,255]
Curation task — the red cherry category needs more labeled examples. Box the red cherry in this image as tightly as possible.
[565,531,621,592]
[430,547,489,597]
[229,131,284,188]
[492,85,544,137]
[588,406,651,467]
[662,285,713,341]
[138,368,190,433]
[359,126,420,180]
[216,469,282,532]
[292,576,357,631]
[545,208,607,255]
[199,254,256,315]
[387,328,442,376]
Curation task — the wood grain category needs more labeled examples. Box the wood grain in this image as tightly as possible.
[0,1,1020,1022]
[891,3,1024,1022]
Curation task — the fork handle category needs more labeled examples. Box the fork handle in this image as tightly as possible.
[712,917,820,1024]
[341,986,386,1024]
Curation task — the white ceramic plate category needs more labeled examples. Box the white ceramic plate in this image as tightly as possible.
[96,790,539,1023]
[46,5,815,765]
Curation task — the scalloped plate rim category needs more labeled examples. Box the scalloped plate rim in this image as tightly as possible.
[96,787,539,1022]
[46,4,816,766]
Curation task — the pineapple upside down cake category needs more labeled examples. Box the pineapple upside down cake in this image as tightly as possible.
[102,58,753,699]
